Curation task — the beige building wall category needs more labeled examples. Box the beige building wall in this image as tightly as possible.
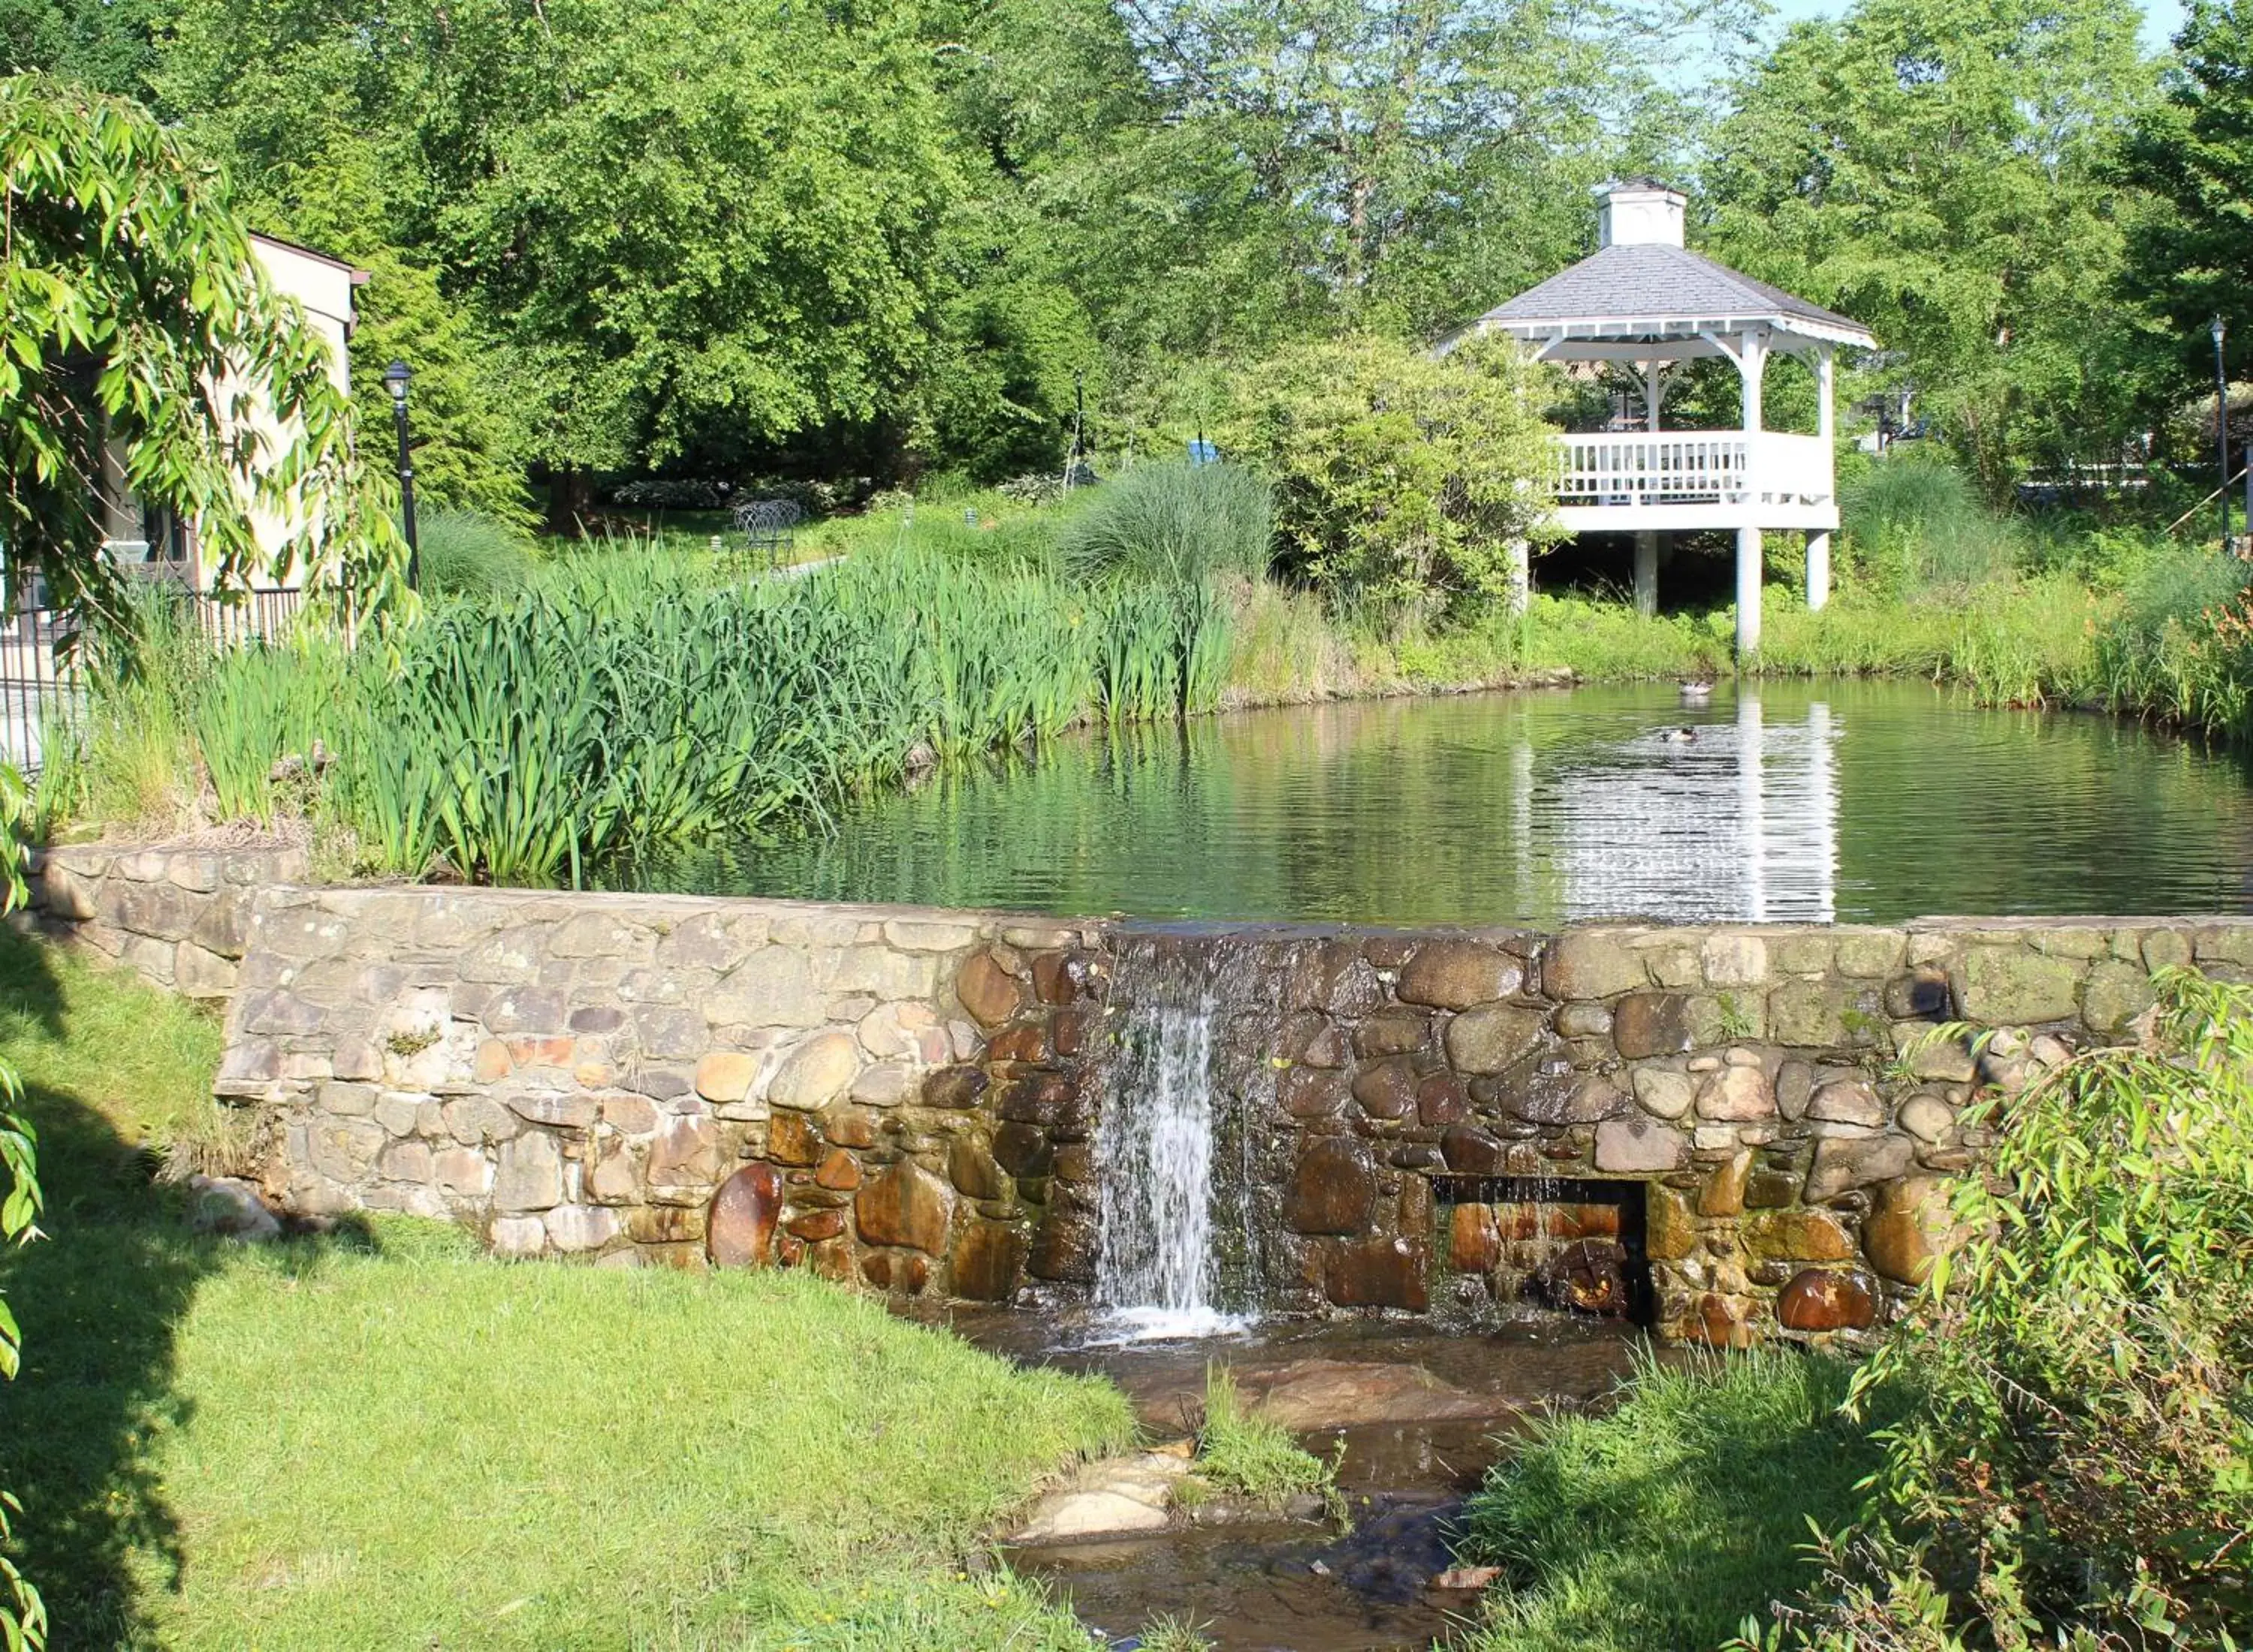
[100,232,363,593]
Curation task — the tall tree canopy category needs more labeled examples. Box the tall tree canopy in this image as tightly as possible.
[2119,2,2253,402]
[1706,0,2156,488]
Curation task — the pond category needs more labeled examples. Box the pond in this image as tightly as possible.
[620,680,2253,925]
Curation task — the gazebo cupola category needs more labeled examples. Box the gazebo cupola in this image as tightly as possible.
[1449,179,1877,653]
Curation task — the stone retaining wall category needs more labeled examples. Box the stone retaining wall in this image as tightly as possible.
[27,841,312,1000]
[57,844,2249,1346]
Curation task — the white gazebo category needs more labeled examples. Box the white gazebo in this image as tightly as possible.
[1447,180,1876,653]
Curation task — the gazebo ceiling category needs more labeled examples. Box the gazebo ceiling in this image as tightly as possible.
[1440,181,1877,359]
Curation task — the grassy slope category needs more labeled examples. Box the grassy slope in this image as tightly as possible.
[0,936,1132,1650]
[1460,1351,1886,1652]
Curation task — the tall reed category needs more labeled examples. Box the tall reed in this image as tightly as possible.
[149,546,1238,885]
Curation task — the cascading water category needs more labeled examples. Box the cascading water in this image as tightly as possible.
[1090,936,1269,1337]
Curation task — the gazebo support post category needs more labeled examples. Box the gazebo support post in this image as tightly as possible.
[1636,359,1662,616]
[1736,526,1763,655]
[1808,345,1835,612]
[1806,531,1832,610]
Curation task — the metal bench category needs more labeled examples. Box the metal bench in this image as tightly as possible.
[731,498,803,574]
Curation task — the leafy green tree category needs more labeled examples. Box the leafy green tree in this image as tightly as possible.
[163,0,967,498]
[0,75,403,630]
[0,0,164,98]
[1706,0,2158,491]
[2119,2,2253,418]
[1220,333,1561,620]
[434,0,961,487]
[912,273,1100,484]
[157,22,530,520]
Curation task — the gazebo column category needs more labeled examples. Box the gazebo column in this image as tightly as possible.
[1636,360,1661,616]
[1736,529,1763,653]
[1732,330,1769,655]
[1807,345,1835,612]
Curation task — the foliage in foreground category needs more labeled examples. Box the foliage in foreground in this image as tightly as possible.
[1742,971,2253,1650]
[0,770,44,1651]
[0,932,1133,1648]
[0,75,400,632]
[1460,1349,1883,1652]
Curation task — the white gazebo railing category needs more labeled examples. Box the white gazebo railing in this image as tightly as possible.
[1554,432,1833,508]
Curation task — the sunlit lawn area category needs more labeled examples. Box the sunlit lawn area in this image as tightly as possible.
[0,936,1131,1650]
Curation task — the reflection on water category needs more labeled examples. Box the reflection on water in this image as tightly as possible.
[617,680,2253,926]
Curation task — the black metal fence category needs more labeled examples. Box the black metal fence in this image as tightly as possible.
[0,584,306,779]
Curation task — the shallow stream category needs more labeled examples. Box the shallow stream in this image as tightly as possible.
[950,1311,1651,1652]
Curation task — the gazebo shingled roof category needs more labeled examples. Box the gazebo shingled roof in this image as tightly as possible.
[1475,241,1874,348]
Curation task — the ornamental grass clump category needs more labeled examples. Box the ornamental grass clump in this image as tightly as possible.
[1739,969,2253,1650]
[1057,461,1274,588]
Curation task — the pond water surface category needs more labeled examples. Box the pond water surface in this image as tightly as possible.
[624,680,2253,925]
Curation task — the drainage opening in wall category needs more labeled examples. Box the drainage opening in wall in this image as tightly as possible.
[1431,1175,1652,1325]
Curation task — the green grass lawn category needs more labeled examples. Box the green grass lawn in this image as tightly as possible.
[1459,1349,1887,1652]
[0,936,1133,1650]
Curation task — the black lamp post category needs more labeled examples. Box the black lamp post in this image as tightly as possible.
[383,360,420,590]
[2214,317,2231,556]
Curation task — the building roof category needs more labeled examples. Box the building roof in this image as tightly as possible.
[1465,241,1875,351]
[249,230,369,283]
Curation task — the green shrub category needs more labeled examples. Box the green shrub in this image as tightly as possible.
[1221,332,1563,625]
[2092,544,2253,731]
[1057,461,1273,587]
[416,508,535,599]
[1743,972,2253,1650]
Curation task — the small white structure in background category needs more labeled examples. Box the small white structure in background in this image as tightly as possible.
[1444,180,1876,653]
[97,231,365,600]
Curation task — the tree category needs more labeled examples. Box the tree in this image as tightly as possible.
[2118,3,2253,420]
[1220,332,1561,620]
[0,75,404,631]
[1706,0,2158,490]
[0,0,165,98]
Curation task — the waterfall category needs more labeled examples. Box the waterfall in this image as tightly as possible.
[1091,936,1261,1338]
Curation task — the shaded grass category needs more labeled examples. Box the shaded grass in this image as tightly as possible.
[1458,1349,1888,1652]
[0,935,1133,1650]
